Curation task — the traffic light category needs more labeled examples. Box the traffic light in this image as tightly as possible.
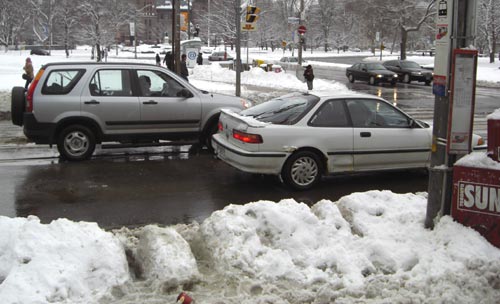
[381,43,385,51]
[246,5,260,23]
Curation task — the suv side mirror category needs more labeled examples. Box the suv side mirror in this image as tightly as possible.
[177,88,193,98]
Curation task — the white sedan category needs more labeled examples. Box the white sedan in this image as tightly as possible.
[213,92,483,190]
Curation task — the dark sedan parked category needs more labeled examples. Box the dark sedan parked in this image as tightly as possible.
[346,62,398,86]
[30,48,50,56]
[383,60,433,85]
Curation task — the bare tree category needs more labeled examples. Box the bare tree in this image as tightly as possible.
[54,0,79,57]
[78,0,114,61]
[478,0,500,63]
[391,0,436,60]
[29,0,59,53]
[0,0,31,51]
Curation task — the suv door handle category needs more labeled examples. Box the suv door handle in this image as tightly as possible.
[84,100,100,105]
[360,132,371,137]
[142,100,158,105]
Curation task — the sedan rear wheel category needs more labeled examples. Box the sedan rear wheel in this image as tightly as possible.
[281,151,321,190]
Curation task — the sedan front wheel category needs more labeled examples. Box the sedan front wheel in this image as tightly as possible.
[281,151,322,190]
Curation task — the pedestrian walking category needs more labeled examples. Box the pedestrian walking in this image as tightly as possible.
[155,53,161,66]
[196,52,203,65]
[22,57,34,89]
[180,54,189,81]
[163,51,173,70]
[303,65,314,90]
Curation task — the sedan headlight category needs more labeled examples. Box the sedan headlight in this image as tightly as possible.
[376,74,383,78]
[241,99,253,109]
[393,74,398,78]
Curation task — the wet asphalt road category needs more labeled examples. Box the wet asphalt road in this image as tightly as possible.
[0,57,498,228]
[0,148,429,229]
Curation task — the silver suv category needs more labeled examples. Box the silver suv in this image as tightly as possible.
[11,62,252,161]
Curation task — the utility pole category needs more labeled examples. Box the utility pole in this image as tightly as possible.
[208,0,211,47]
[235,0,242,97]
[171,0,181,74]
[425,0,477,228]
[298,0,304,65]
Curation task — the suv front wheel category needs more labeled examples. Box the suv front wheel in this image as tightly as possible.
[57,125,96,161]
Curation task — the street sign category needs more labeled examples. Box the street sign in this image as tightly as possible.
[242,23,257,31]
[281,41,287,48]
[288,17,300,24]
[297,25,306,34]
[186,48,198,68]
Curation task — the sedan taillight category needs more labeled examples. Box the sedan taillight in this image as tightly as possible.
[233,130,263,144]
[218,121,223,131]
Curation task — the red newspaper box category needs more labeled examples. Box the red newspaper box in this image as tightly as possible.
[452,165,500,248]
[488,118,500,162]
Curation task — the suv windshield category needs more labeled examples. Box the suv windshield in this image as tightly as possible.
[400,61,421,69]
[241,94,320,125]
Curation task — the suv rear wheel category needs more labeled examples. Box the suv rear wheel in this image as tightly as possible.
[11,86,26,126]
[57,125,96,161]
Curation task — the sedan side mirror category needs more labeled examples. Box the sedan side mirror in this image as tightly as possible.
[177,88,194,98]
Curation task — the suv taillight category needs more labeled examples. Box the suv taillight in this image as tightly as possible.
[26,68,45,112]
[233,130,263,144]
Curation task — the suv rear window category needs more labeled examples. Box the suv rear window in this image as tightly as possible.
[42,69,85,95]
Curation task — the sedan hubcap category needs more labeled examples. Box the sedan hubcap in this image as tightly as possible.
[291,156,318,186]
[64,131,89,157]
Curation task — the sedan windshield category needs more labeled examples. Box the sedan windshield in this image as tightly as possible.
[241,94,320,125]
[400,61,421,69]
[366,63,386,70]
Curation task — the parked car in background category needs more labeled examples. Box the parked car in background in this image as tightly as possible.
[346,62,398,85]
[10,62,252,161]
[208,51,233,61]
[30,48,50,56]
[277,56,307,70]
[213,92,484,190]
[383,60,433,85]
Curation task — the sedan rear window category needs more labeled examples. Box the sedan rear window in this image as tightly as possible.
[241,94,319,125]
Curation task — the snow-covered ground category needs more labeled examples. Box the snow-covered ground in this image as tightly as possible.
[1,48,500,303]
[2,189,500,303]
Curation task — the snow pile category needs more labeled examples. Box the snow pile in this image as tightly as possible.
[196,191,500,303]
[1,192,500,303]
[487,108,500,120]
[0,216,129,303]
[191,63,349,93]
[455,151,500,170]
[135,225,200,286]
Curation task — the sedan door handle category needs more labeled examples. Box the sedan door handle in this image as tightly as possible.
[360,132,371,137]
[142,100,158,105]
[84,100,100,105]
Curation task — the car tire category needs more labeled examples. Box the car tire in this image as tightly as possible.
[369,76,376,85]
[57,125,96,161]
[425,80,431,86]
[201,120,219,152]
[281,151,322,190]
[348,74,355,83]
[11,86,26,126]
[403,74,411,83]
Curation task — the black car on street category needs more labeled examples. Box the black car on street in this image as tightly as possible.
[383,60,433,85]
[346,62,398,86]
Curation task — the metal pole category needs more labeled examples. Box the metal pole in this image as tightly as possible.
[235,0,241,97]
[425,0,477,228]
[298,0,304,65]
[188,0,191,39]
[174,0,181,74]
[208,0,211,47]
